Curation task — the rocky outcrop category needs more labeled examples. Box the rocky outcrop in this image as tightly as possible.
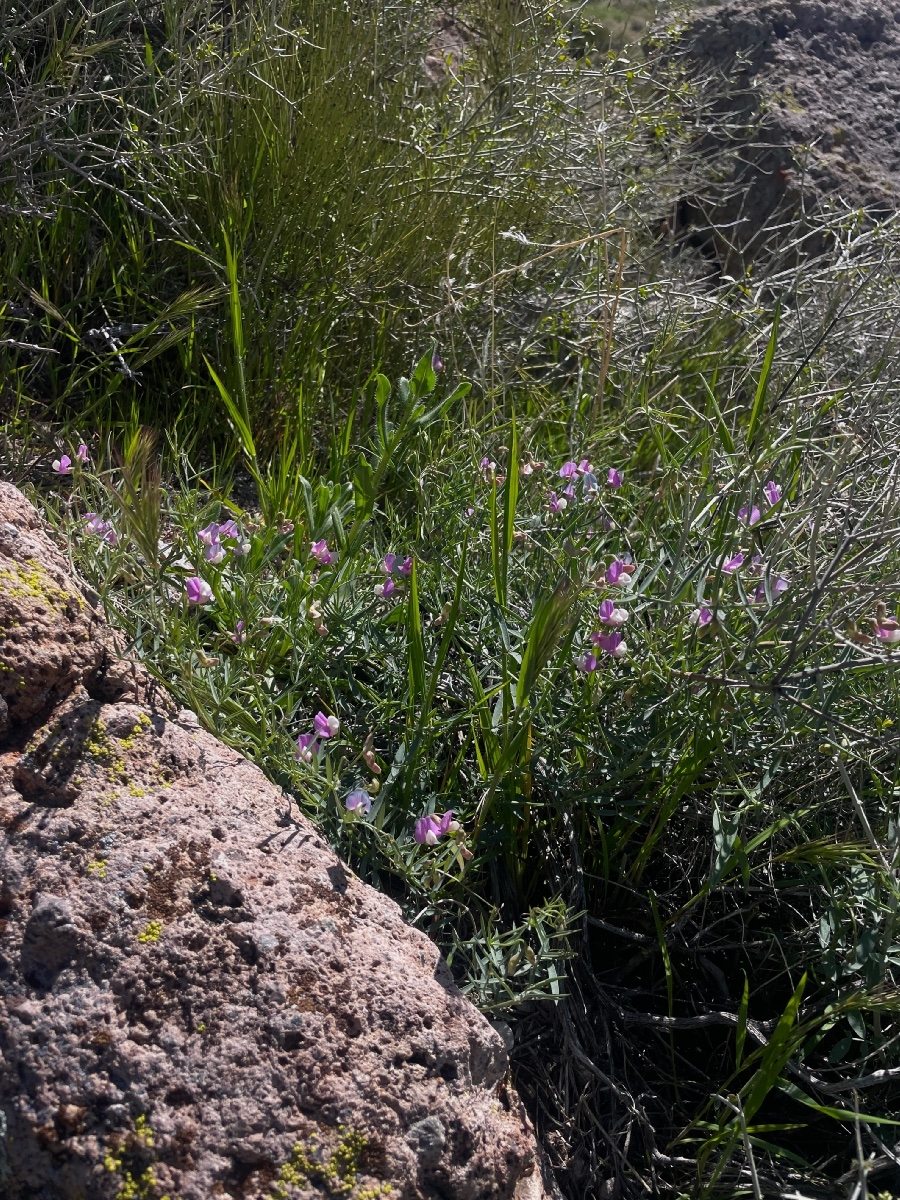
[0,482,548,1200]
[669,0,900,266]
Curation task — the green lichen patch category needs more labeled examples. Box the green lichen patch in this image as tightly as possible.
[0,558,82,613]
[137,920,163,944]
[271,1127,393,1199]
[104,1115,179,1200]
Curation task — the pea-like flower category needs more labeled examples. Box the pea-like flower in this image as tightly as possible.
[764,481,781,506]
[185,577,213,605]
[76,444,89,463]
[598,599,629,627]
[593,630,628,658]
[689,606,713,627]
[606,560,634,587]
[548,491,568,513]
[84,513,119,546]
[754,577,789,603]
[582,471,599,497]
[310,539,335,566]
[376,577,396,599]
[480,457,498,480]
[345,789,372,815]
[397,556,413,577]
[577,459,593,476]
[577,652,598,673]
[231,620,246,645]
[314,711,340,739]
[414,809,458,845]
[873,603,900,644]
[738,505,761,526]
[607,468,623,488]
[295,732,319,763]
[52,454,73,475]
[559,461,578,479]
[432,350,445,374]
[722,553,744,573]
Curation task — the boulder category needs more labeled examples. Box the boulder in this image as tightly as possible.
[668,0,900,267]
[0,483,548,1200]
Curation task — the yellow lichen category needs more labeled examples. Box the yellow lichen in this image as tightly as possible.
[137,920,162,944]
[271,1127,390,1199]
[87,860,108,880]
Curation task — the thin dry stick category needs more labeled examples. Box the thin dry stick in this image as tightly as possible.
[591,227,628,430]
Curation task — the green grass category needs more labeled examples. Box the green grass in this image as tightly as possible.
[5,1,900,1197]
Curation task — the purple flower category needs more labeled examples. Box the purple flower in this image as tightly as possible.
[84,513,119,546]
[577,651,598,673]
[296,732,319,763]
[314,711,340,739]
[559,461,578,479]
[689,606,713,628]
[382,553,397,575]
[52,455,72,475]
[764,481,781,507]
[185,576,213,605]
[397,556,413,577]
[480,457,497,480]
[577,459,593,476]
[722,553,744,574]
[606,560,633,587]
[204,539,226,564]
[345,789,372,814]
[376,576,396,599]
[199,522,220,546]
[76,444,89,463]
[562,483,576,500]
[594,630,628,659]
[310,540,334,567]
[581,471,599,497]
[432,350,445,374]
[754,576,789,603]
[548,491,568,514]
[738,505,761,526]
[231,620,246,645]
[414,810,457,845]
[598,599,629,627]
[607,468,623,489]
[218,519,239,539]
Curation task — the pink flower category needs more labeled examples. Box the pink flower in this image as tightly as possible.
[594,630,628,658]
[562,483,576,501]
[722,553,744,573]
[559,461,578,479]
[480,457,497,480]
[314,711,340,739]
[310,539,334,566]
[577,652,598,673]
[345,789,372,814]
[382,553,397,575]
[689,606,713,627]
[76,444,89,463]
[548,491,568,514]
[738,505,761,526]
[231,620,246,644]
[376,577,396,599]
[84,513,119,546]
[432,350,445,374]
[764,481,781,506]
[876,622,900,645]
[204,540,226,564]
[52,455,72,475]
[607,468,623,488]
[397,556,413,577]
[577,459,593,476]
[296,732,319,763]
[598,599,629,627]
[185,577,213,605]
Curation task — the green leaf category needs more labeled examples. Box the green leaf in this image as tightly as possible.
[741,973,806,1125]
[515,578,577,710]
[747,302,781,449]
[407,558,426,712]
[736,975,749,1070]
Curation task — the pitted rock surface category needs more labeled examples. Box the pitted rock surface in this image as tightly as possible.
[0,484,548,1200]
[671,0,900,264]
